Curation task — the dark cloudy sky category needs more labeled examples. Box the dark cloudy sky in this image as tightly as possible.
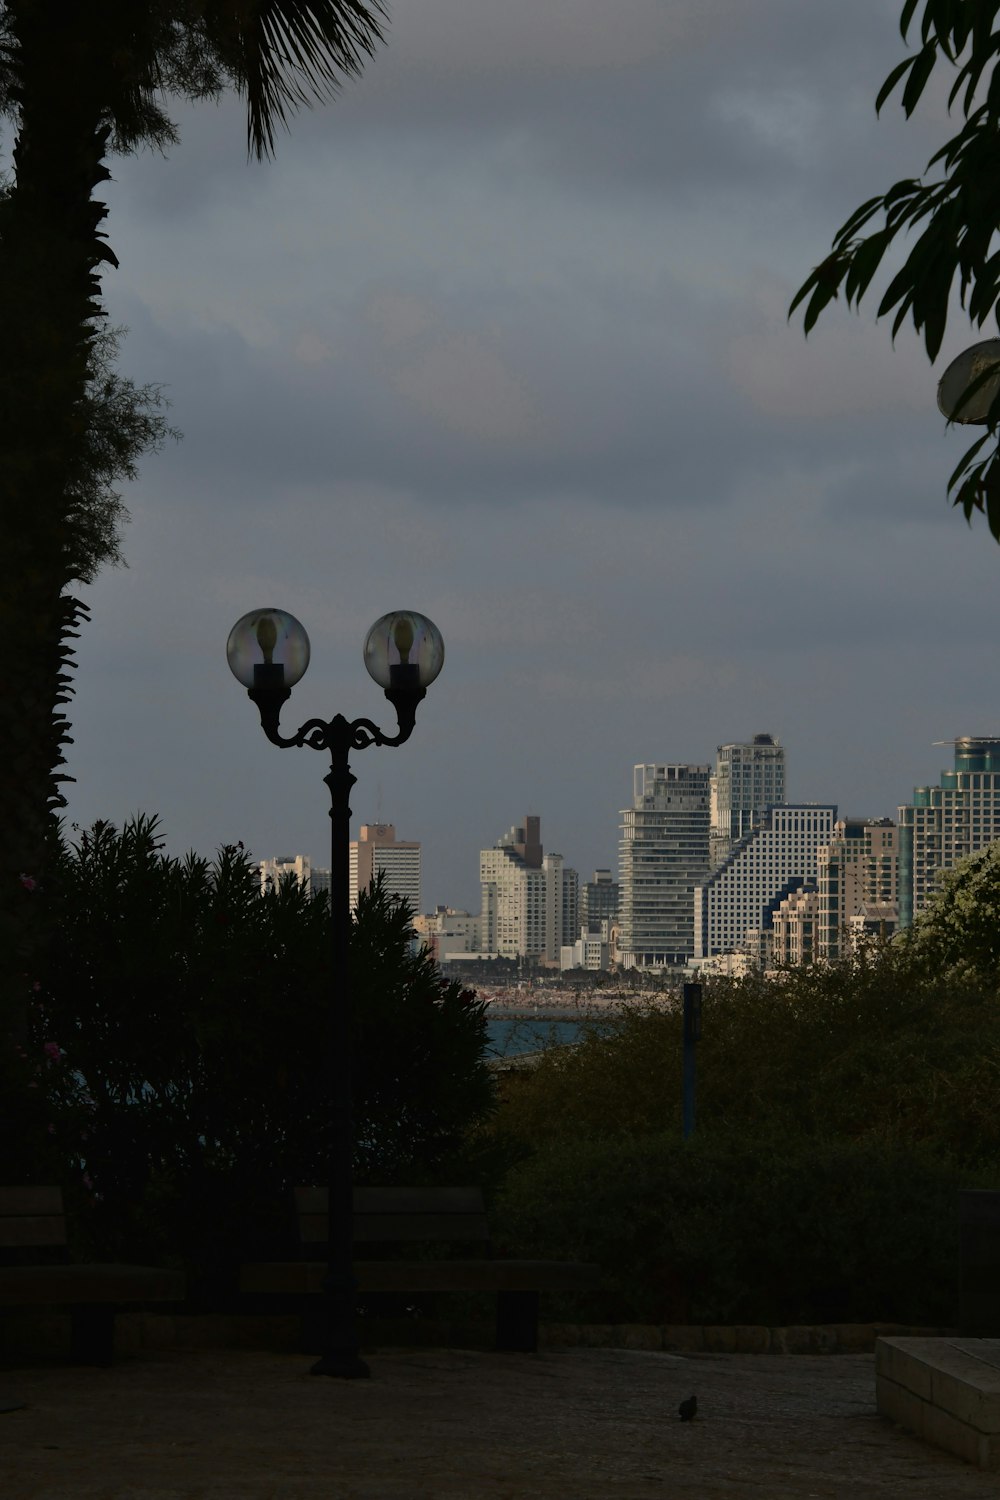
[25,0,1000,912]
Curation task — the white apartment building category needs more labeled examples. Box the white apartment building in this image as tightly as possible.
[349,823,421,915]
[693,805,837,961]
[412,907,479,962]
[560,921,613,972]
[260,853,312,893]
[478,817,578,963]
[899,737,1000,927]
[710,733,786,868]
[618,764,712,969]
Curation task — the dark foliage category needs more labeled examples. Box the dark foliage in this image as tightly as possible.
[492,946,1000,1167]
[494,1130,984,1326]
[486,935,1000,1325]
[18,816,494,1294]
[791,2,1000,535]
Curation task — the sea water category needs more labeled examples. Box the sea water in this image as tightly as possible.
[485,1016,584,1059]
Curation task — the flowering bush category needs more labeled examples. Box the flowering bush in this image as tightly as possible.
[0,992,95,1191]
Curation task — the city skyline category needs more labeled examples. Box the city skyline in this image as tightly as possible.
[252,729,993,927]
[28,1,1000,914]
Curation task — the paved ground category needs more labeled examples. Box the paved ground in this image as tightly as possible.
[2,1345,999,1499]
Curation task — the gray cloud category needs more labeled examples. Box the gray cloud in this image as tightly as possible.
[51,0,1000,911]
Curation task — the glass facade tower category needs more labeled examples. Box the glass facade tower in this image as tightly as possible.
[898,737,1000,927]
[618,763,711,968]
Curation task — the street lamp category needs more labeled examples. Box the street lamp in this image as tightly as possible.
[937,338,1000,424]
[226,607,445,1378]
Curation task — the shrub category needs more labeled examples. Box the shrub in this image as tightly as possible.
[25,815,494,1291]
[493,1128,984,1326]
[491,948,1000,1167]
[484,942,1000,1326]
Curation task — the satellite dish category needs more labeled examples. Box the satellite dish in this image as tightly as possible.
[937,338,1000,424]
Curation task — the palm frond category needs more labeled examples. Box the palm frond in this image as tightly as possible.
[208,0,388,159]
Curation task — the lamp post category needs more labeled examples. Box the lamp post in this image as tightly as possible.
[226,607,445,1379]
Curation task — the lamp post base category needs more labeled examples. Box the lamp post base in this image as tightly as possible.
[310,1352,371,1379]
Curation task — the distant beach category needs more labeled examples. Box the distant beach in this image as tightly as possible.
[475,982,673,1020]
[477,983,673,1059]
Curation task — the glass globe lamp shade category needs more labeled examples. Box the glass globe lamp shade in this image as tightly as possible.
[937,338,1000,424]
[226,608,310,690]
[363,611,444,692]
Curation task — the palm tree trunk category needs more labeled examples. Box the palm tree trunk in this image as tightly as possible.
[0,2,118,1040]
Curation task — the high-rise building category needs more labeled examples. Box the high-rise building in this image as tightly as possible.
[548,854,579,961]
[770,884,820,967]
[815,818,898,960]
[618,764,711,969]
[478,817,577,963]
[693,805,837,961]
[710,734,786,868]
[898,737,1000,927]
[580,869,620,932]
[349,823,421,915]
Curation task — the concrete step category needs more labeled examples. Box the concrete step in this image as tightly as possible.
[876,1336,1000,1469]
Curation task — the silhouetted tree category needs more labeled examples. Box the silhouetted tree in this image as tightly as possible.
[0,0,386,1041]
[792,3,1000,534]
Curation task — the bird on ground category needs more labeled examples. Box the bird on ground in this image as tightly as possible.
[678,1394,697,1422]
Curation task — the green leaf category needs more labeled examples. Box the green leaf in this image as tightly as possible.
[802,283,840,336]
[881,176,925,214]
[900,0,921,42]
[890,292,915,340]
[878,261,917,317]
[844,229,893,305]
[952,473,983,522]
[789,257,846,325]
[877,55,919,114]
[834,195,890,243]
[946,432,991,491]
[923,290,951,360]
[901,44,938,116]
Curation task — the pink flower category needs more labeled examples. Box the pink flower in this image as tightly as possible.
[46,1124,56,1136]
[43,1042,61,1063]
[19,874,37,892]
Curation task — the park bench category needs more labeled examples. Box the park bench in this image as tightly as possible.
[240,1185,600,1352]
[0,1186,184,1364]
